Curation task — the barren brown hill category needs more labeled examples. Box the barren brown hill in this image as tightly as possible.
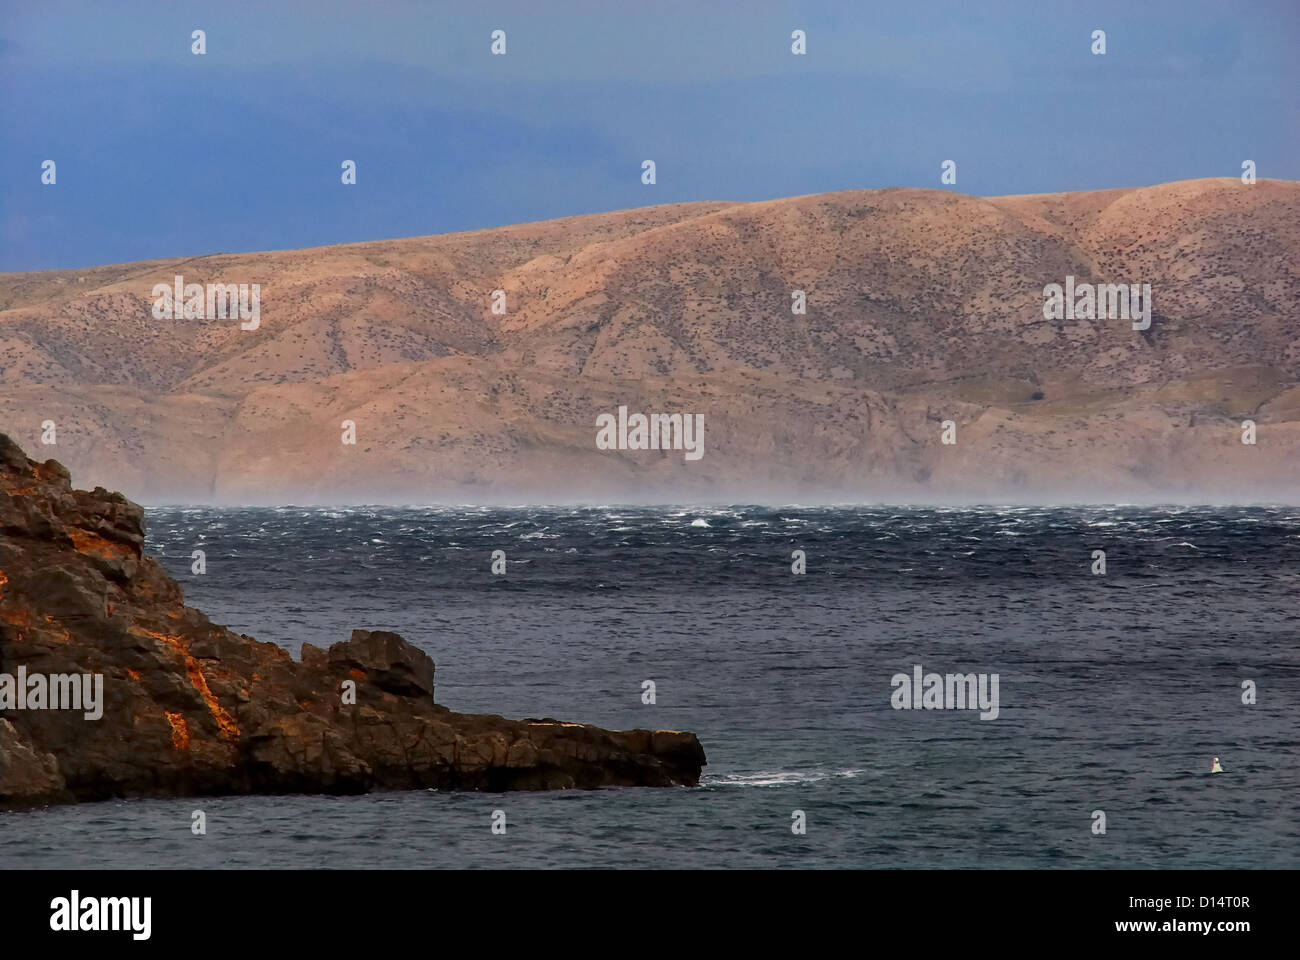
[1,178,1296,502]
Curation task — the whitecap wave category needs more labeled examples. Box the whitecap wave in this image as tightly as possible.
[705,768,863,787]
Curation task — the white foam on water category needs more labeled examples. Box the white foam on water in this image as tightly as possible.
[705,768,864,787]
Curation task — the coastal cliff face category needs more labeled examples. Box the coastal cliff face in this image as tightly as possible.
[0,433,705,808]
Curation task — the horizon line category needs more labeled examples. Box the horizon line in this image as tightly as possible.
[6,175,1291,277]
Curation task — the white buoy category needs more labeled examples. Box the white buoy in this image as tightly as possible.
[1211,756,1223,774]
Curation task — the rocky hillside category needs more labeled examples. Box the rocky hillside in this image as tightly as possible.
[0,433,705,808]
[0,178,1296,502]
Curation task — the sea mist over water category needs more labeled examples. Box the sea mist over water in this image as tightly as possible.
[3,505,1297,868]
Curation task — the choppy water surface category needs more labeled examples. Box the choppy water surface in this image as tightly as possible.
[3,506,1298,868]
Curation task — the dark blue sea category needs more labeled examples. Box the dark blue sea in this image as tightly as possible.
[4,506,1298,868]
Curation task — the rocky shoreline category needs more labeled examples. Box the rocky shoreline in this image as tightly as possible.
[0,433,705,809]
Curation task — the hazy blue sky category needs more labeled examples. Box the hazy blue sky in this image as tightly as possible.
[2,0,1297,271]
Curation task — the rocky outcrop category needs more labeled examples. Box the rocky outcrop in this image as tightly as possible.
[0,433,705,808]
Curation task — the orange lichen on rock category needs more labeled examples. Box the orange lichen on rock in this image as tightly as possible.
[68,527,133,559]
[0,605,30,627]
[130,624,184,647]
[133,624,241,741]
[42,616,73,643]
[189,665,240,739]
[165,711,190,750]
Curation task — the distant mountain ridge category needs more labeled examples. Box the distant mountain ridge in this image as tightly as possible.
[1,178,1296,502]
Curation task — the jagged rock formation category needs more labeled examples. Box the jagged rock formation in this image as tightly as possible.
[0,433,705,808]
[0,178,1296,502]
